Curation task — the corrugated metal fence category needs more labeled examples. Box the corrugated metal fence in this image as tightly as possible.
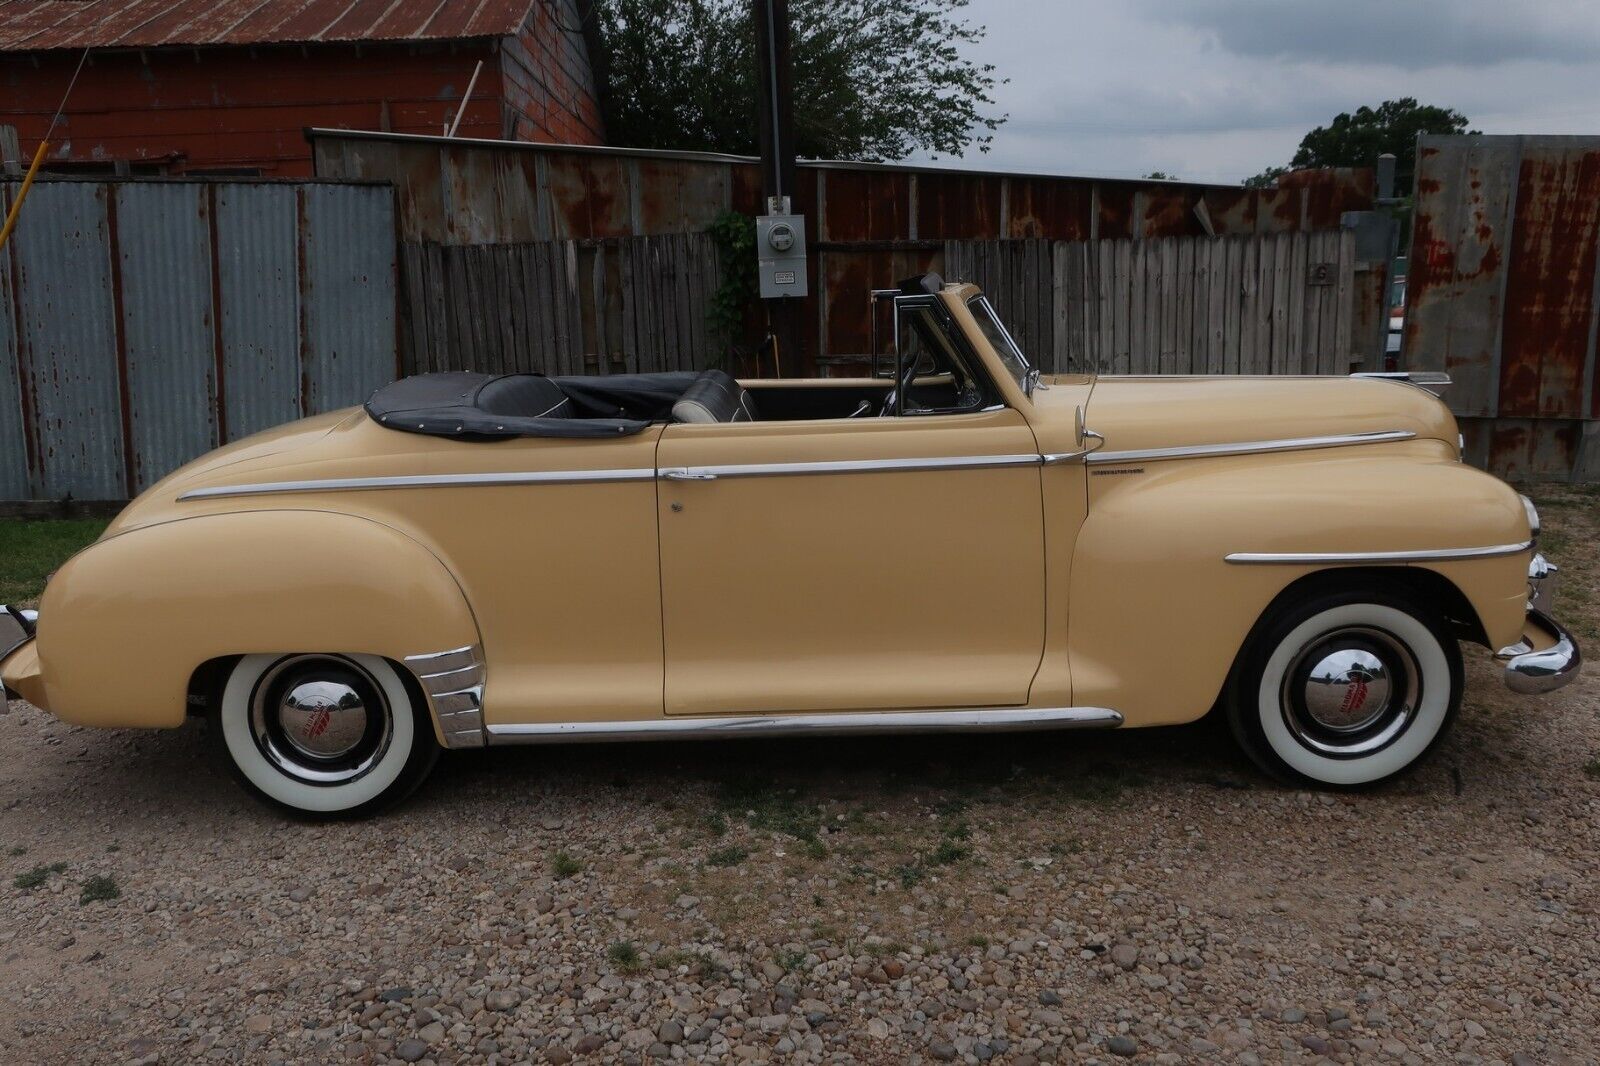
[1406,135,1600,480]
[0,178,397,501]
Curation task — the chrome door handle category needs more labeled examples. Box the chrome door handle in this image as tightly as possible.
[662,469,718,481]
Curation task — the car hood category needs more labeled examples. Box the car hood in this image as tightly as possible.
[1040,375,1459,456]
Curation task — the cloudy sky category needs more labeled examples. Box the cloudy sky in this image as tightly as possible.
[924,0,1600,183]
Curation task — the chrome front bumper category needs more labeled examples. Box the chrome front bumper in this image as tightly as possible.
[1496,554,1581,695]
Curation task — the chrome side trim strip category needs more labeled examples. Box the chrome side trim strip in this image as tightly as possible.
[1225,540,1533,565]
[485,706,1123,744]
[403,644,486,748]
[661,453,1043,481]
[1087,429,1416,465]
[178,468,657,501]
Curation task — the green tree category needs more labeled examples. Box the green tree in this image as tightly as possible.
[593,0,1005,160]
[1143,170,1177,181]
[1242,164,1288,189]
[1288,98,1476,192]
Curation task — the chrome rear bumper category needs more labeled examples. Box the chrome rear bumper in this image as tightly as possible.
[0,605,37,704]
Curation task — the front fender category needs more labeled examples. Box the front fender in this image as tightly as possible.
[32,510,479,731]
[1068,444,1529,727]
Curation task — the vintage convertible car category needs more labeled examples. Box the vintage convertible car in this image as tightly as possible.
[0,275,1579,816]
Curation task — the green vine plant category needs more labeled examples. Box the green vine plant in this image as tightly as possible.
[706,210,758,369]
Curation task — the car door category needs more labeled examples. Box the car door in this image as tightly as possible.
[654,295,1046,716]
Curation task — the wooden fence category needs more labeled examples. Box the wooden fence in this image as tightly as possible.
[400,230,1359,381]
[946,230,1358,376]
[400,233,722,377]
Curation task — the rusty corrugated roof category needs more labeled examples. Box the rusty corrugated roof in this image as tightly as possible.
[0,0,537,52]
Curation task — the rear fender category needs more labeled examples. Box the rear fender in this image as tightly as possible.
[33,510,480,741]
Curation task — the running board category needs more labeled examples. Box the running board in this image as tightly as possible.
[484,707,1124,744]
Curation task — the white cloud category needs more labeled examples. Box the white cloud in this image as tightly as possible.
[919,0,1600,184]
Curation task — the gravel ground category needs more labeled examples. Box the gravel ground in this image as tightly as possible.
[1,484,1596,1066]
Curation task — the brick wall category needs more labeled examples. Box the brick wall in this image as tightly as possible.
[499,0,605,146]
[1,24,603,178]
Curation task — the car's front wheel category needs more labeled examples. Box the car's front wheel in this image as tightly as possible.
[1225,590,1462,787]
[210,653,438,817]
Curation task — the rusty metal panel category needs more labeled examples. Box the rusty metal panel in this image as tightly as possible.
[544,154,633,239]
[216,183,301,440]
[1138,186,1197,238]
[114,182,218,492]
[1005,178,1091,240]
[0,0,532,50]
[441,144,507,244]
[300,183,398,414]
[1498,142,1600,418]
[7,181,125,499]
[1404,137,1518,417]
[818,169,911,242]
[0,184,26,498]
[1096,186,1135,240]
[914,173,1001,240]
[1201,189,1255,235]
[636,160,733,234]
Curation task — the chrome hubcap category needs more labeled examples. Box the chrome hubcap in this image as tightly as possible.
[1302,648,1391,732]
[278,680,369,760]
[248,656,393,786]
[1281,627,1421,758]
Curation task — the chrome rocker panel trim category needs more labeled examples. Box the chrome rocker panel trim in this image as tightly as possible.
[403,644,486,748]
[486,706,1123,744]
[1088,429,1416,465]
[1496,609,1582,695]
[1225,541,1533,565]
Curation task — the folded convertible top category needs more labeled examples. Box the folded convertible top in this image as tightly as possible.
[365,371,702,439]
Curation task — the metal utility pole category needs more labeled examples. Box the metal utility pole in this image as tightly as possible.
[753,0,805,375]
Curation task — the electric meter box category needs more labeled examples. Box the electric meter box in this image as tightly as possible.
[756,213,808,298]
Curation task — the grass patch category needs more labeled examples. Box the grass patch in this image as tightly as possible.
[0,519,107,604]
[79,875,119,904]
[706,845,749,868]
[929,838,969,865]
[13,861,66,890]
[6,845,24,857]
[550,852,582,879]
[606,940,644,973]
[715,776,822,842]
[1583,759,1600,780]
[775,947,809,973]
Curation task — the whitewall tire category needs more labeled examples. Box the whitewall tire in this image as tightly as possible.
[211,653,439,818]
[1226,592,1463,788]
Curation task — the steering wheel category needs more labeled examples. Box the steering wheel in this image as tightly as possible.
[878,353,928,417]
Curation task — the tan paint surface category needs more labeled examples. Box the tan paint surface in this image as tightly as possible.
[656,408,1046,713]
[2,282,1541,738]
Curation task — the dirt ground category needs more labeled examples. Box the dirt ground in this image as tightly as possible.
[0,484,1595,1066]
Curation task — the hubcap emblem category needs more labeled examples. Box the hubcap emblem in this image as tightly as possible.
[278,680,368,759]
[1303,648,1391,732]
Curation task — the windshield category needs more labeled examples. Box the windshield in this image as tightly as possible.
[967,296,1033,393]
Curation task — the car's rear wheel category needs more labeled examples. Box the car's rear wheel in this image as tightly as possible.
[210,653,438,818]
[1225,590,1462,787]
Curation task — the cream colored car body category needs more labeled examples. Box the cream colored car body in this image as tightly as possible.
[0,283,1560,756]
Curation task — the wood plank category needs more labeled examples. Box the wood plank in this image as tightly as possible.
[1286,231,1307,374]
[1176,237,1194,374]
[1334,230,1355,373]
